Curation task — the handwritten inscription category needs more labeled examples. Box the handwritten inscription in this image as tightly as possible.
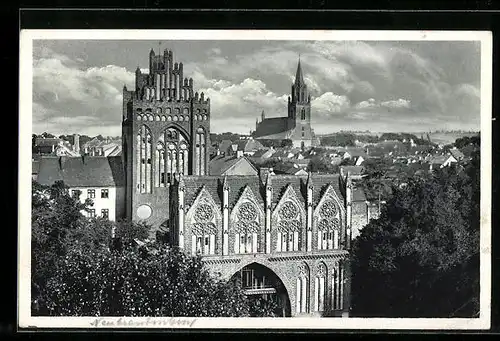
[90,317,198,328]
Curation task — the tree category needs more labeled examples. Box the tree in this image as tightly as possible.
[307,155,338,173]
[350,157,480,317]
[31,181,277,317]
[280,139,293,148]
[43,246,252,317]
[41,132,56,138]
[31,180,149,314]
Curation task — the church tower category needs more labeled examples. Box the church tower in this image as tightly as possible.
[288,58,314,148]
[122,47,210,229]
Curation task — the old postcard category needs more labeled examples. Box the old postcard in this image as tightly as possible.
[19,30,492,330]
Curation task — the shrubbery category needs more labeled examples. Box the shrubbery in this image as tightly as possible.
[31,180,275,317]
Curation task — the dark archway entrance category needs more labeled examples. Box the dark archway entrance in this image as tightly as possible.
[231,263,291,317]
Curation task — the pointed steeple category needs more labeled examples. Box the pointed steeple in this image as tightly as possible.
[294,56,305,85]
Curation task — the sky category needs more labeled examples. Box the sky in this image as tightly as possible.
[31,39,482,136]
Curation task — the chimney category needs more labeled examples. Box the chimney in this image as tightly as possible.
[73,134,80,153]
[236,150,243,158]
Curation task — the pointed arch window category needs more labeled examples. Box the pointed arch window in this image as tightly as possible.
[296,263,309,314]
[301,108,306,120]
[314,263,326,312]
[156,127,189,186]
[317,199,341,250]
[276,201,301,252]
[196,127,206,175]
[234,202,260,254]
[332,262,344,311]
[191,204,216,256]
[136,125,152,193]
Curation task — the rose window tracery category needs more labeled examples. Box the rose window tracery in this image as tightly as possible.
[194,203,214,222]
[237,202,258,222]
[320,200,337,219]
[279,201,298,220]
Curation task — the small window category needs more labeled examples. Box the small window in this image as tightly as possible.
[87,189,95,199]
[71,190,79,198]
[101,209,109,219]
[101,189,109,198]
[88,209,96,218]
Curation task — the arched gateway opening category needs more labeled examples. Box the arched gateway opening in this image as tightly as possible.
[230,263,291,317]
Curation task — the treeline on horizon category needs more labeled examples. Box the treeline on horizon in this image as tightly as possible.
[319,132,435,147]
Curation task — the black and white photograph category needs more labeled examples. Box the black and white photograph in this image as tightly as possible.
[18,30,492,329]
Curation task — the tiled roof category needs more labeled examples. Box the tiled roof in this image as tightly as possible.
[36,156,125,187]
[107,145,122,156]
[251,148,274,158]
[208,155,257,176]
[181,173,343,210]
[182,175,264,209]
[340,165,365,176]
[183,176,224,207]
[345,148,368,158]
[232,139,264,152]
[254,117,290,139]
[310,174,344,207]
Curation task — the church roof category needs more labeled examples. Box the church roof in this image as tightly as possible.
[36,156,125,187]
[254,117,290,139]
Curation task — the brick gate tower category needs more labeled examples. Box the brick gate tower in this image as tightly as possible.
[122,47,211,231]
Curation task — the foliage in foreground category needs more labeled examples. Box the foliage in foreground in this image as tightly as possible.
[43,246,251,317]
[31,180,275,317]
[350,156,480,317]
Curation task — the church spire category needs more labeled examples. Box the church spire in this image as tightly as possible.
[294,56,305,86]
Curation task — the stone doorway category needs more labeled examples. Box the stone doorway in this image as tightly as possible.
[231,262,291,317]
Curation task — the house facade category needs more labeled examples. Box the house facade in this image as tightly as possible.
[35,156,125,221]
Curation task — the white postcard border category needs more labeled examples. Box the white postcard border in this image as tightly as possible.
[18,29,492,330]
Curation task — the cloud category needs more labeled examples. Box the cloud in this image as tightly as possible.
[312,92,351,116]
[32,41,481,135]
[197,77,289,132]
[354,98,411,109]
[32,48,134,135]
